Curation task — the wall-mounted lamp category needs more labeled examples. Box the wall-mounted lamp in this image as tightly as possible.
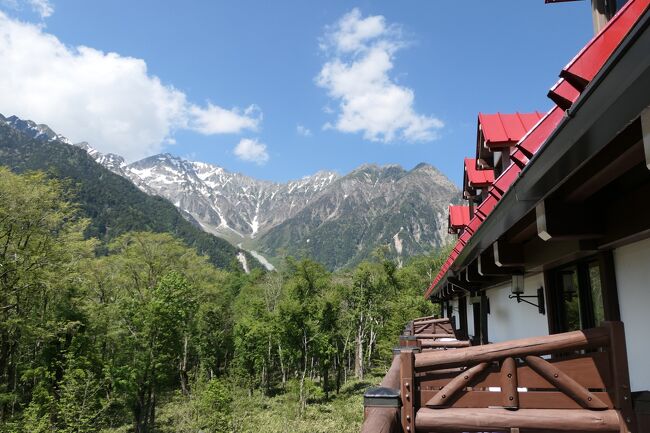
[511,273,524,295]
[561,270,577,301]
[508,273,545,314]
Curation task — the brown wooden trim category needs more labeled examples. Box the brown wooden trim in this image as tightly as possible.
[603,321,637,432]
[419,390,614,411]
[480,291,489,345]
[400,349,417,433]
[411,333,457,339]
[417,352,613,390]
[416,407,621,432]
[458,294,468,341]
[544,269,562,335]
[597,251,620,322]
[419,340,471,349]
[414,327,609,370]
[425,362,489,407]
[500,357,519,410]
[360,407,398,433]
[524,355,608,410]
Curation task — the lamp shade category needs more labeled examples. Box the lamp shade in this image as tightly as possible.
[511,273,524,294]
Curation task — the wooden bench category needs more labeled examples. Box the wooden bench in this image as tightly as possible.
[399,321,636,433]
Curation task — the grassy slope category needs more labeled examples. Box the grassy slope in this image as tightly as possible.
[230,379,374,433]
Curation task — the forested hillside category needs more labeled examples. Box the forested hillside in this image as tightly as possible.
[0,122,259,271]
[0,168,446,433]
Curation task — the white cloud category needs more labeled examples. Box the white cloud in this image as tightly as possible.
[27,0,52,18]
[189,103,261,134]
[0,12,260,161]
[0,0,52,19]
[234,138,269,165]
[316,8,442,143]
[323,8,387,54]
[296,124,312,137]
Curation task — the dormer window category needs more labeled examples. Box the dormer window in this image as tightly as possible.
[448,205,471,236]
[463,158,494,206]
[476,112,544,177]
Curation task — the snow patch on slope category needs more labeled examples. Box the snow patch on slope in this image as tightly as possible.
[236,252,250,274]
[249,250,275,271]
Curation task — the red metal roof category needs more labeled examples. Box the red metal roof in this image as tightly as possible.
[464,158,495,188]
[548,0,650,110]
[427,0,650,300]
[448,205,471,233]
[426,0,650,300]
[478,112,544,148]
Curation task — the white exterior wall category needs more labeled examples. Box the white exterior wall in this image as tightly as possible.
[614,237,650,392]
[450,298,460,327]
[466,295,475,338]
[485,273,549,343]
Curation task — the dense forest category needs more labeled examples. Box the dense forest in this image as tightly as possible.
[0,167,446,433]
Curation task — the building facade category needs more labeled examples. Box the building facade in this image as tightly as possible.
[359,1,650,432]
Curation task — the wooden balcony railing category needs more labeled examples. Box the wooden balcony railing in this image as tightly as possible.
[362,319,637,433]
[362,316,468,433]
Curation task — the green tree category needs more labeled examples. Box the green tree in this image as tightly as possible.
[0,168,95,427]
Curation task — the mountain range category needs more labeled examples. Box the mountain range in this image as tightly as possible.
[0,114,460,270]
[0,113,261,272]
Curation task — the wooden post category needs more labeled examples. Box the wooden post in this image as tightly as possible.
[501,357,519,410]
[400,348,418,433]
[480,291,489,344]
[602,321,637,433]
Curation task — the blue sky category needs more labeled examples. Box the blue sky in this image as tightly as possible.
[0,0,594,186]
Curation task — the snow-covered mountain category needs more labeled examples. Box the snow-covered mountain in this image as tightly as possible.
[2,114,460,269]
[93,151,340,242]
[0,114,71,144]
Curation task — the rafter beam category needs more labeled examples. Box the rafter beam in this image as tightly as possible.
[465,261,491,283]
[642,107,650,170]
[536,199,602,241]
[493,241,524,267]
[447,277,471,293]
[478,251,519,276]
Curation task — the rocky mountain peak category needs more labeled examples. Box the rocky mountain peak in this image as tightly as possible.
[1,113,70,144]
[2,114,460,270]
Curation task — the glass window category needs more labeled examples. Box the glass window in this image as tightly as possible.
[588,263,605,327]
[552,260,605,332]
[558,267,581,332]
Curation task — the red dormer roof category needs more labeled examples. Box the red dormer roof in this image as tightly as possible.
[448,205,471,234]
[479,112,544,149]
[464,158,495,188]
